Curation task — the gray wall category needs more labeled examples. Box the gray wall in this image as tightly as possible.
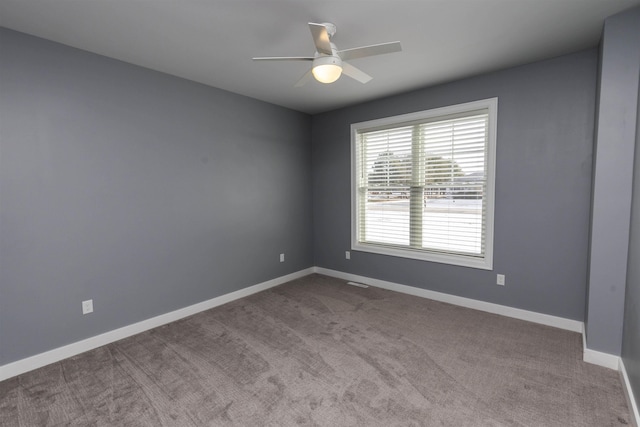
[586,7,640,356]
[0,28,313,365]
[622,77,640,420]
[312,50,597,320]
[621,14,640,411]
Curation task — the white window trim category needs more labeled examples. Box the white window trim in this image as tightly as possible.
[350,98,497,270]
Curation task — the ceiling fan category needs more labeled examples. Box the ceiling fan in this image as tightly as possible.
[253,22,402,86]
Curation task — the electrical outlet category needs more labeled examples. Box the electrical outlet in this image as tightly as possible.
[497,274,505,286]
[345,251,351,260]
[280,253,285,262]
[82,299,94,314]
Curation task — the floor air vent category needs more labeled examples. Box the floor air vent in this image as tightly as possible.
[346,281,369,288]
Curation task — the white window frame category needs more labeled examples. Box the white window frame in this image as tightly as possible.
[350,98,497,270]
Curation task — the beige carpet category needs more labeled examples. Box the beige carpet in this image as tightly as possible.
[0,274,632,426]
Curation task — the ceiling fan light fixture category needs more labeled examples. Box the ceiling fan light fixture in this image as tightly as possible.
[253,22,401,86]
[312,56,342,83]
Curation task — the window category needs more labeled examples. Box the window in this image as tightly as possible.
[351,98,497,270]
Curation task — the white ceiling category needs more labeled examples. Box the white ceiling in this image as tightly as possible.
[1,1,638,114]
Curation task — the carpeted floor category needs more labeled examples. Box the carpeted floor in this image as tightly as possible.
[0,274,632,426]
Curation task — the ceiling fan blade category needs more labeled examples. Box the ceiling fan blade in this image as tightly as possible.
[294,69,313,87]
[252,56,314,61]
[338,41,402,62]
[308,23,332,55]
[342,62,372,84]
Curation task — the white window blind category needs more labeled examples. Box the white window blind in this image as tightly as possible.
[351,99,496,269]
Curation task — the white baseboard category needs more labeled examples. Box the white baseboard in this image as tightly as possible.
[620,358,640,427]
[0,268,314,382]
[3,266,636,424]
[580,328,621,370]
[314,267,584,333]
[582,346,621,370]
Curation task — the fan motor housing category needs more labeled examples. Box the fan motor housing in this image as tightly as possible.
[312,55,342,68]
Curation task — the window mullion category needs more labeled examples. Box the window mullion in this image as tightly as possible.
[410,124,424,248]
[358,134,367,243]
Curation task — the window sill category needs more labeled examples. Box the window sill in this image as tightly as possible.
[351,241,493,270]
